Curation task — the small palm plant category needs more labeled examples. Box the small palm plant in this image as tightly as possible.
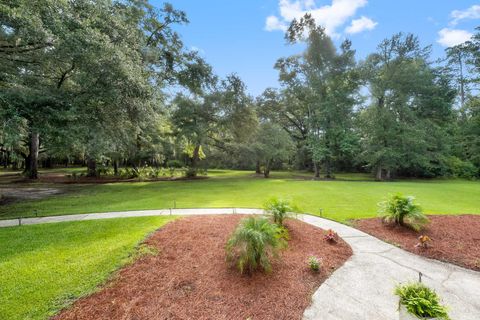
[264,197,294,226]
[308,256,322,272]
[226,217,286,274]
[379,193,428,231]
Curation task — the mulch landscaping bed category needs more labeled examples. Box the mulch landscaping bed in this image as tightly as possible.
[355,215,480,271]
[54,215,352,320]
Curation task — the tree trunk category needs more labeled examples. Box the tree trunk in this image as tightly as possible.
[87,158,97,177]
[3,150,10,168]
[113,159,119,176]
[27,132,39,179]
[44,157,53,169]
[375,166,383,181]
[385,169,391,180]
[263,160,270,178]
[313,162,320,178]
[324,159,333,179]
[23,154,30,173]
[458,51,466,111]
[188,145,200,178]
[255,160,261,174]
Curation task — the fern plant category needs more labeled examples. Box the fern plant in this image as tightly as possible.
[379,193,428,231]
[264,197,294,226]
[226,217,286,274]
[395,283,450,319]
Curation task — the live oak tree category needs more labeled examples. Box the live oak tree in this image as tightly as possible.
[1,0,77,178]
[257,87,311,172]
[0,0,191,178]
[171,94,212,177]
[253,122,294,178]
[172,72,257,177]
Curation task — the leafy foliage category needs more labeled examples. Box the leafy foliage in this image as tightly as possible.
[444,156,478,179]
[252,123,294,178]
[225,217,286,274]
[358,33,456,180]
[395,283,450,320]
[274,14,361,178]
[379,194,429,231]
[2,3,480,181]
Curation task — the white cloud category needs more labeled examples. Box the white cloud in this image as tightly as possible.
[437,28,472,47]
[265,15,288,32]
[450,5,480,25]
[345,16,377,34]
[265,0,374,37]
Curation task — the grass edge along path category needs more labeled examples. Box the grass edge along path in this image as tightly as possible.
[0,216,177,320]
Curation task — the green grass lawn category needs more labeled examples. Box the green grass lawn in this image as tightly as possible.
[0,170,478,221]
[0,216,177,320]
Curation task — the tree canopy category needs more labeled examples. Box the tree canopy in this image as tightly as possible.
[1,3,479,180]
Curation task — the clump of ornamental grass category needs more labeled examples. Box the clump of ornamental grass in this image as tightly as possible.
[379,193,429,231]
[226,216,286,274]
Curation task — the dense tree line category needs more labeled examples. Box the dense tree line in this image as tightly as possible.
[254,14,480,180]
[0,3,479,180]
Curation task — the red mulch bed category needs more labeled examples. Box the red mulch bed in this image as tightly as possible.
[54,215,352,320]
[355,215,480,271]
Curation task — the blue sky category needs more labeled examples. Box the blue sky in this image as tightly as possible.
[155,0,480,96]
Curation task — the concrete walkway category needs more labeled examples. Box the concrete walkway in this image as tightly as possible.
[1,209,479,320]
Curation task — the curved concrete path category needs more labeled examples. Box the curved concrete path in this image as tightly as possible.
[1,208,479,320]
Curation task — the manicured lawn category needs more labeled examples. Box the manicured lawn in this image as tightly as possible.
[0,216,177,320]
[0,170,478,221]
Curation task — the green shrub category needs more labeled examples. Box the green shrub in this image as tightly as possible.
[395,283,450,320]
[67,171,86,180]
[226,217,286,274]
[185,167,197,178]
[379,193,428,231]
[445,156,478,179]
[264,197,294,226]
[96,166,113,176]
[166,159,183,168]
[118,166,152,180]
[308,256,321,272]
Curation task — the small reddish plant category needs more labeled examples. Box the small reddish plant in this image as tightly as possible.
[324,229,338,243]
[415,235,432,249]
